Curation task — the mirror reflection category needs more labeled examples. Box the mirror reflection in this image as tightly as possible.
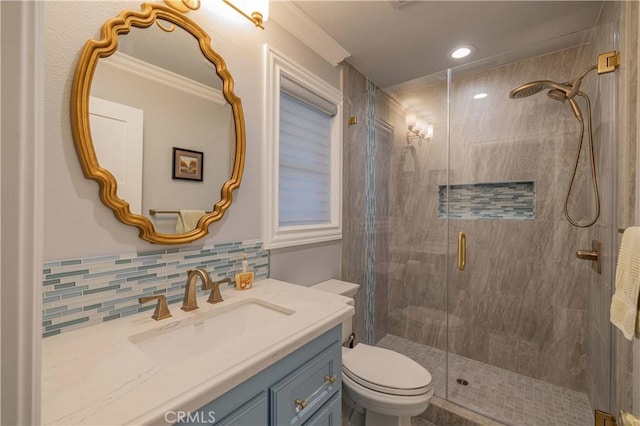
[90,21,234,235]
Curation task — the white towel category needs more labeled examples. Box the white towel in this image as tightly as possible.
[610,227,640,340]
[175,210,206,233]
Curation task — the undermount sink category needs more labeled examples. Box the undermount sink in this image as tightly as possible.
[129,298,295,365]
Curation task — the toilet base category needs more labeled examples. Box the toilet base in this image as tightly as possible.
[343,386,418,426]
[365,410,412,426]
[344,404,412,426]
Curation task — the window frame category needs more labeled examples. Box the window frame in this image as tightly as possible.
[263,45,342,249]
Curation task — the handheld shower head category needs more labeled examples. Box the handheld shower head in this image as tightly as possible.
[546,88,567,102]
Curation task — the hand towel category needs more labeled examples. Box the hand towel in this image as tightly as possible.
[175,210,206,233]
[610,226,640,340]
[620,411,640,426]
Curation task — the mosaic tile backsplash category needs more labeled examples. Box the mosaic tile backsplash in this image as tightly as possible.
[42,239,269,338]
[438,181,535,220]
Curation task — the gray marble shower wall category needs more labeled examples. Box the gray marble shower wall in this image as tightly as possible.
[343,34,619,397]
[445,46,598,393]
[342,65,394,346]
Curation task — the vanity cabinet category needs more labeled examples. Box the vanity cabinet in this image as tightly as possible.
[179,325,342,425]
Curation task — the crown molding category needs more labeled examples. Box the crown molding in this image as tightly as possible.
[270,2,350,67]
[104,51,226,105]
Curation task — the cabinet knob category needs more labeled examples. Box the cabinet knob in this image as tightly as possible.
[293,374,337,412]
[294,398,307,411]
[324,375,336,384]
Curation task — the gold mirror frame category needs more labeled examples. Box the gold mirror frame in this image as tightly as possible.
[71,2,245,244]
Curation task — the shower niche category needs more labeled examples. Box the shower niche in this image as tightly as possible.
[437,181,535,220]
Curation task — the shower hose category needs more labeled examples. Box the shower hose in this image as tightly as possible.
[564,92,600,228]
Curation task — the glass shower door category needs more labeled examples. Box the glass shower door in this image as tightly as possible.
[446,35,615,423]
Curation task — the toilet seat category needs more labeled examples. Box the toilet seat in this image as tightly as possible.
[342,344,432,397]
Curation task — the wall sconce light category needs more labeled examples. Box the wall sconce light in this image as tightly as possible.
[406,114,433,145]
[163,0,269,29]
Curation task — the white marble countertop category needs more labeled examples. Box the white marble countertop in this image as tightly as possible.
[41,279,354,425]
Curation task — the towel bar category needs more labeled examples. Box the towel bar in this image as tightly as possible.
[149,209,212,215]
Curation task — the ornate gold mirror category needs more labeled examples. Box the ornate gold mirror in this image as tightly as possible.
[71,2,245,244]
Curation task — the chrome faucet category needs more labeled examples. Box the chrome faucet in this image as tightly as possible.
[181,268,213,311]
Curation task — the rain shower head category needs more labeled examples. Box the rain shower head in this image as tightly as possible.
[510,80,583,118]
[509,64,599,102]
[508,82,546,99]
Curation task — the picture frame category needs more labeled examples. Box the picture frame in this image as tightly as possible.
[172,147,203,181]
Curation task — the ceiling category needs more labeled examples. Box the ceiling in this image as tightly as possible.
[289,1,605,89]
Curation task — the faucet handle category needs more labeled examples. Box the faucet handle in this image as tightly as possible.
[203,278,231,304]
[139,295,172,320]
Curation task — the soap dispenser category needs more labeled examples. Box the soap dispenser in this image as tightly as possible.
[235,253,254,290]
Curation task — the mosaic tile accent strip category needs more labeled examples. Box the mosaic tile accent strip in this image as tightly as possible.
[364,79,377,345]
[438,181,535,220]
[377,334,592,426]
[42,239,269,338]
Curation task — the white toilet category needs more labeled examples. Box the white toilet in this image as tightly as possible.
[312,280,433,426]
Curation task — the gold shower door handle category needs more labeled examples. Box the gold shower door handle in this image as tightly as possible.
[457,231,466,271]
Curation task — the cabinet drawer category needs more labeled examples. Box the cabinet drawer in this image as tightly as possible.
[215,391,267,426]
[270,343,341,426]
[302,392,341,426]
[178,391,267,425]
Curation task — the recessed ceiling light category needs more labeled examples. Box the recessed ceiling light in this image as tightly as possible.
[450,46,473,59]
[473,93,488,99]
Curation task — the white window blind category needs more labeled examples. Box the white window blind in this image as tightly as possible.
[263,46,342,249]
[278,91,332,226]
[280,77,337,117]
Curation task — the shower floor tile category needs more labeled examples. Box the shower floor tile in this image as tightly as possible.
[376,334,593,426]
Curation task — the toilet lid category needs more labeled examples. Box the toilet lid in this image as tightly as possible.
[342,344,432,396]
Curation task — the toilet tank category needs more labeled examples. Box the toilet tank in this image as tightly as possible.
[311,279,359,343]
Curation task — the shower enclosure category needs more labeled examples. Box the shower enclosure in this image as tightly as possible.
[342,12,622,426]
